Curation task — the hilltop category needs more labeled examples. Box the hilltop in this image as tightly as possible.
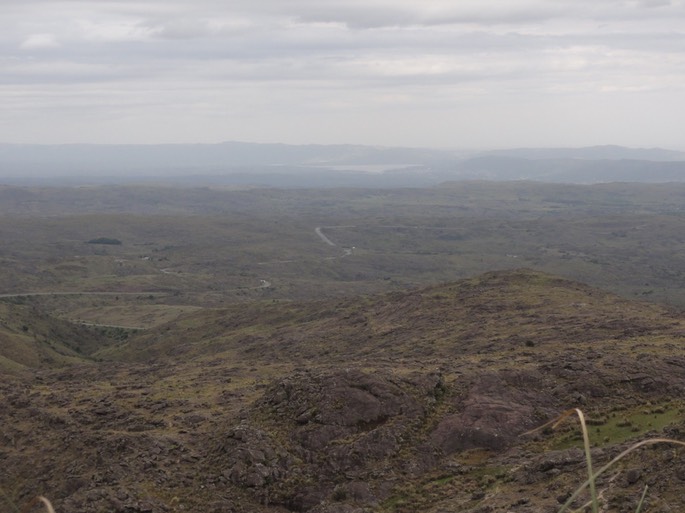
[3,269,685,513]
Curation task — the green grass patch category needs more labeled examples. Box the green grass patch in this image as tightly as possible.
[429,475,455,486]
[549,402,684,450]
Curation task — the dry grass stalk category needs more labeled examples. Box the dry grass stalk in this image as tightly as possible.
[19,496,55,513]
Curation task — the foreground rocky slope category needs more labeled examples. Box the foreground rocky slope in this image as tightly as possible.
[2,269,685,513]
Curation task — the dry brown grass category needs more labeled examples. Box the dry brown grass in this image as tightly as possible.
[17,496,55,513]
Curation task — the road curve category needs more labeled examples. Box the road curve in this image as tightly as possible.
[314,227,336,246]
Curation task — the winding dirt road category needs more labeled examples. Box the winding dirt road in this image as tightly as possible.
[314,226,337,246]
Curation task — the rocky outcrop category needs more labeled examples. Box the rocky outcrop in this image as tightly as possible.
[208,368,445,510]
[431,370,555,453]
[216,424,294,488]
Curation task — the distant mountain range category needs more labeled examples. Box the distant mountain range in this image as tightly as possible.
[477,144,685,161]
[0,142,684,186]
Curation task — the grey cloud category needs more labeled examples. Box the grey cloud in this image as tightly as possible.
[143,19,221,40]
[20,33,60,49]
[284,0,684,28]
[636,0,672,7]
[139,15,255,40]
[2,0,685,148]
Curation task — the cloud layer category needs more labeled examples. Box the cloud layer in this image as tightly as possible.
[2,0,685,148]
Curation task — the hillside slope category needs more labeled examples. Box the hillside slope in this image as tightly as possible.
[3,270,685,513]
[0,302,110,372]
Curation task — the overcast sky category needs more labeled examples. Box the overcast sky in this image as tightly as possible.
[2,0,685,149]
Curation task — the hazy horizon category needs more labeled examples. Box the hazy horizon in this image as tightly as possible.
[1,141,684,187]
[1,140,684,153]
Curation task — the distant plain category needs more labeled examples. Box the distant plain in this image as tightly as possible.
[1,181,683,332]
